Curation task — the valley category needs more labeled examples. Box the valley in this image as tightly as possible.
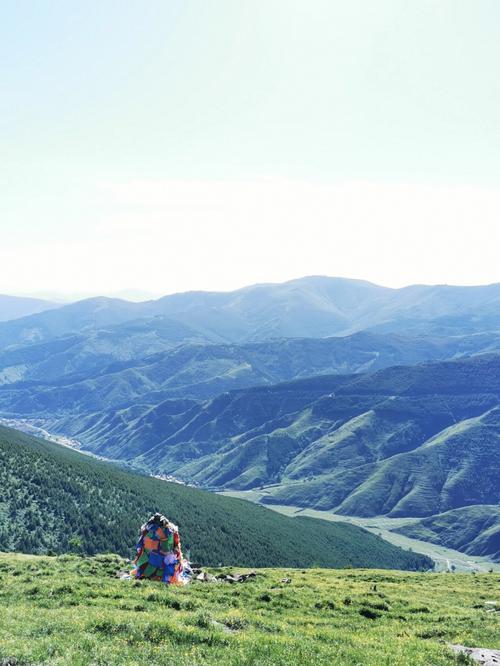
[221,490,500,572]
[0,416,84,451]
[5,4,500,663]
[3,415,498,571]
[0,277,499,571]
[0,426,431,570]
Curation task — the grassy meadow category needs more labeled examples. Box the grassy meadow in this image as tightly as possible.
[0,553,498,665]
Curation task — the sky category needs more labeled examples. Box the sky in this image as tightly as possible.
[1,0,500,298]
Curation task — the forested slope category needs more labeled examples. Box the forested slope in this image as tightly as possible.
[0,426,431,570]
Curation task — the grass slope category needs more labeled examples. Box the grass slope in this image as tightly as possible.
[0,553,498,665]
[0,426,431,570]
[49,355,500,524]
[394,506,500,562]
[169,357,500,516]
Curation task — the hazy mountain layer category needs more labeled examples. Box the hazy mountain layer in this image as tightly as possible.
[0,294,57,323]
[0,316,214,387]
[1,276,500,349]
[1,330,499,417]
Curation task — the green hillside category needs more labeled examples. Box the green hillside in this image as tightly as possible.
[267,407,500,518]
[0,316,213,386]
[0,553,498,666]
[47,355,500,524]
[1,331,499,568]
[3,330,499,416]
[394,506,500,562]
[0,426,431,570]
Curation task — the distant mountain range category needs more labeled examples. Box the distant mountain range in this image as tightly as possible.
[0,276,498,563]
[1,330,500,415]
[0,294,57,323]
[2,276,500,348]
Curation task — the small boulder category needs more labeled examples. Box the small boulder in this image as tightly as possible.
[196,572,217,583]
[449,644,500,665]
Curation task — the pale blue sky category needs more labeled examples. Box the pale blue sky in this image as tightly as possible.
[1,1,500,296]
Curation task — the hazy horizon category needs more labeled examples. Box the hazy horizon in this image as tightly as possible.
[2,1,499,294]
[6,272,500,305]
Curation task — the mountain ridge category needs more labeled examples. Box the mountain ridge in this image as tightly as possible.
[2,330,500,417]
[0,294,58,323]
[1,276,500,350]
[35,355,500,525]
[0,277,499,568]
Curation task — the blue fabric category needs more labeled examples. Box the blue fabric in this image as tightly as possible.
[148,551,164,568]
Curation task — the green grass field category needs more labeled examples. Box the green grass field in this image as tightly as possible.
[0,553,498,665]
